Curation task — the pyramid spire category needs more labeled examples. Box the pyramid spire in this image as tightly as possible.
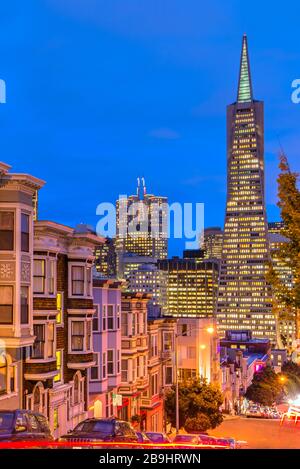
[237,34,253,103]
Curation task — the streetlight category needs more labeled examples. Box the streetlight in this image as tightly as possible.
[174,324,215,434]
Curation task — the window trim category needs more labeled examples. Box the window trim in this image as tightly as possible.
[68,262,93,299]
[92,304,100,332]
[0,210,14,252]
[0,285,13,325]
[30,320,56,361]
[33,256,57,297]
[107,304,114,331]
[107,349,115,376]
[21,212,30,253]
[90,352,100,382]
[68,318,93,354]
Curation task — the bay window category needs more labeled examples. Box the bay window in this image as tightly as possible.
[32,324,45,359]
[20,286,29,324]
[0,286,13,324]
[107,350,114,375]
[121,360,128,382]
[86,320,92,351]
[21,213,29,252]
[72,266,84,296]
[32,322,55,360]
[70,319,93,353]
[47,323,55,358]
[69,263,93,297]
[107,305,114,330]
[33,259,45,294]
[71,321,84,351]
[90,353,100,381]
[163,332,173,352]
[48,259,56,295]
[121,313,128,336]
[102,352,106,379]
[0,212,14,251]
[102,305,106,331]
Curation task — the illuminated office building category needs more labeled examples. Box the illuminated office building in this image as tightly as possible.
[201,227,223,260]
[216,35,275,342]
[268,222,295,348]
[127,262,167,311]
[158,252,219,318]
[94,237,117,278]
[116,178,168,277]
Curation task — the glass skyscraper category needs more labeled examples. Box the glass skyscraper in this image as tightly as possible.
[216,35,276,342]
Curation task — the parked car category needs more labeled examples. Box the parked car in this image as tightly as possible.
[60,418,138,448]
[172,434,200,448]
[144,431,171,444]
[135,431,152,448]
[0,410,52,443]
[245,406,262,418]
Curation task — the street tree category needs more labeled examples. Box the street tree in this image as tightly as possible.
[245,365,285,406]
[267,153,300,343]
[164,377,223,432]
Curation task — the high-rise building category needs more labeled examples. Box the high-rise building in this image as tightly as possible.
[116,178,168,277]
[216,35,275,342]
[94,237,117,278]
[201,227,223,260]
[158,251,219,318]
[268,221,295,348]
[127,262,167,312]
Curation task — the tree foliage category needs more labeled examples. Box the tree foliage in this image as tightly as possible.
[245,365,285,406]
[267,153,300,340]
[281,361,300,398]
[164,377,223,432]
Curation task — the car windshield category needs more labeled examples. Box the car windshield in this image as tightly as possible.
[146,433,164,442]
[0,412,14,430]
[74,421,114,434]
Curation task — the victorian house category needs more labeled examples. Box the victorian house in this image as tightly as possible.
[89,278,123,419]
[23,220,100,437]
[0,162,44,411]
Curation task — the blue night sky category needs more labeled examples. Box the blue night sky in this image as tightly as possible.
[1,1,300,256]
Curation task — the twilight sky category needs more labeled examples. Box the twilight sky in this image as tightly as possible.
[1,1,300,255]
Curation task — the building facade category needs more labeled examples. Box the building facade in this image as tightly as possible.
[89,279,122,419]
[201,227,223,260]
[24,221,99,438]
[158,254,219,318]
[118,292,149,426]
[176,317,220,385]
[216,35,275,341]
[141,314,176,432]
[0,162,44,410]
[126,262,167,313]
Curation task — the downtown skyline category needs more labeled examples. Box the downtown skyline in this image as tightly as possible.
[1,2,300,257]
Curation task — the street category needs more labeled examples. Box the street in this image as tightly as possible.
[209,417,300,449]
